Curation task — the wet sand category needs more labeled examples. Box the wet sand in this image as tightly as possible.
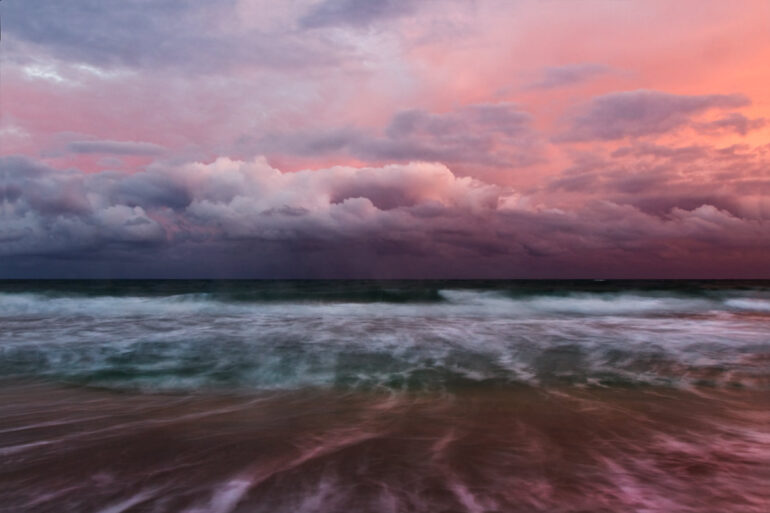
[2,380,768,513]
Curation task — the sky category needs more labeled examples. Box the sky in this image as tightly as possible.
[1,0,769,278]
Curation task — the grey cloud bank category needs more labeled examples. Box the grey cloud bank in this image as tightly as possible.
[2,155,768,278]
[250,103,542,169]
[560,90,750,141]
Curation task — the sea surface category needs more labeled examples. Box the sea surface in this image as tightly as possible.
[0,280,768,512]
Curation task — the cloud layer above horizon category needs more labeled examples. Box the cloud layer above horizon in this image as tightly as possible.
[1,0,769,277]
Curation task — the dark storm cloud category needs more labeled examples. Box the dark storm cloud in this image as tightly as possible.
[299,0,417,28]
[110,172,193,210]
[1,156,90,215]
[1,156,167,257]
[559,90,750,141]
[2,154,769,278]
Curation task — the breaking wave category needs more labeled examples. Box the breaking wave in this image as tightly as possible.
[0,281,768,392]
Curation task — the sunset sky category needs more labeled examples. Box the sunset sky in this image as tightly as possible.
[1,0,769,278]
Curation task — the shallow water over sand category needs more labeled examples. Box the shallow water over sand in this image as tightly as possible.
[2,383,768,513]
[1,280,769,512]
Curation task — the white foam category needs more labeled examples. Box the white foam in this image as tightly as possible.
[0,290,724,320]
[1,289,769,392]
[725,298,770,312]
[198,478,253,513]
[95,489,158,513]
[447,476,490,513]
[294,474,340,513]
[439,289,720,316]
[0,439,55,456]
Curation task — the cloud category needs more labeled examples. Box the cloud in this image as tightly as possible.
[693,113,766,136]
[1,156,166,258]
[68,140,165,156]
[559,90,750,141]
[5,0,218,68]
[299,0,417,28]
[2,154,769,278]
[547,141,770,219]
[529,63,608,89]
[249,103,542,169]
[3,0,340,72]
[362,104,538,166]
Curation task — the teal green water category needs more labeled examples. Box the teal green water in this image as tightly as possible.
[1,280,768,392]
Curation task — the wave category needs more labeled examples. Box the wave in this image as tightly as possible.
[724,298,770,312]
[1,287,769,318]
[1,312,767,393]
[437,289,722,315]
[1,282,768,393]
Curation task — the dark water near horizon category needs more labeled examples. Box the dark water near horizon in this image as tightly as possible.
[1,280,768,512]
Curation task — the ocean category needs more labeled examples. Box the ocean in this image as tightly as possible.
[0,280,768,512]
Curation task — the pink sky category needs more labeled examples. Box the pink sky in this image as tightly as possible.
[1,0,768,277]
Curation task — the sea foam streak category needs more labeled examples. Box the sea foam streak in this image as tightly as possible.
[0,283,768,392]
[1,383,767,513]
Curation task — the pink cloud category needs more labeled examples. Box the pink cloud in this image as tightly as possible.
[2,0,769,276]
